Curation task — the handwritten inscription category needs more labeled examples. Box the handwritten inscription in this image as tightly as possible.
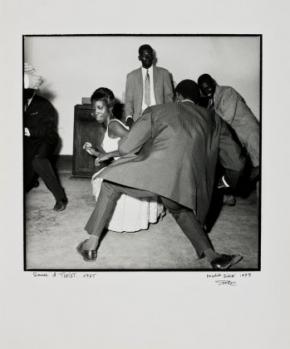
[206,272,252,286]
[32,272,99,279]
[31,271,253,286]
[33,272,50,277]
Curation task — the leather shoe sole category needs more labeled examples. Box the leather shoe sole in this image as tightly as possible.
[211,254,243,270]
[76,240,98,262]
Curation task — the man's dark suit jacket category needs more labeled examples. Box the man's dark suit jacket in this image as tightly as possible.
[97,101,245,224]
[24,94,59,158]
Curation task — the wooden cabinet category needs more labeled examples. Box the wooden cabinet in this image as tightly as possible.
[72,104,106,177]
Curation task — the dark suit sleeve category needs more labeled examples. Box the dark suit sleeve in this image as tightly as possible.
[163,70,174,102]
[218,116,245,172]
[28,99,59,145]
[118,109,152,155]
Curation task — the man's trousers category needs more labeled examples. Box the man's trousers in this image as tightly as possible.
[85,181,213,258]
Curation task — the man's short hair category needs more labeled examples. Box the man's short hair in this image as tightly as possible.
[138,44,153,55]
[175,80,201,104]
[197,74,215,86]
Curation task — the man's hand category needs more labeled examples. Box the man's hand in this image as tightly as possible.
[24,72,43,89]
[24,63,35,73]
[24,63,43,89]
[125,117,134,129]
[94,153,112,166]
[24,128,31,137]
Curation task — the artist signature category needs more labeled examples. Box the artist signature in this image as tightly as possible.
[206,272,252,286]
[215,279,236,286]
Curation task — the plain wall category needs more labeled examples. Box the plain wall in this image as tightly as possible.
[24,36,260,155]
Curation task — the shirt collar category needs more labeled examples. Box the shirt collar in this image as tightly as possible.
[141,65,153,74]
[181,99,195,104]
[214,84,220,96]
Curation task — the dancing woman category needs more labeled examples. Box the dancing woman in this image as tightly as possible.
[84,87,164,233]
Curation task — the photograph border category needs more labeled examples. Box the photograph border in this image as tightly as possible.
[23,33,262,272]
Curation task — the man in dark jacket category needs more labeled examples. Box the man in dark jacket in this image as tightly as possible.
[198,74,260,205]
[24,88,67,211]
[77,80,245,270]
[198,74,260,170]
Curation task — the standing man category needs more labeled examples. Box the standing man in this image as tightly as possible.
[24,64,68,211]
[197,74,260,172]
[125,44,173,127]
[77,80,245,270]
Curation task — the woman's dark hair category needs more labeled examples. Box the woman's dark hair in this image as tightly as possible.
[91,87,125,120]
[90,87,115,109]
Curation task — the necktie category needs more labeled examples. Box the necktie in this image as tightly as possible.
[24,98,29,112]
[144,70,151,107]
[208,97,214,109]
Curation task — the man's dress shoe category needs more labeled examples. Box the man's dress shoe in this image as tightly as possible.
[211,254,242,270]
[249,166,260,182]
[76,240,98,262]
[53,199,68,212]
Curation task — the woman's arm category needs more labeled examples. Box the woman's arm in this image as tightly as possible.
[108,119,129,138]
[83,142,102,157]
[94,150,120,166]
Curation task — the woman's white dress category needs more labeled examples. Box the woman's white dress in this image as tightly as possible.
[91,119,164,232]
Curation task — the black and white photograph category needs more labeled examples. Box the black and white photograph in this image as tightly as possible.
[24,35,261,271]
[1,1,290,349]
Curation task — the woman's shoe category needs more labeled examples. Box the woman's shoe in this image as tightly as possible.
[76,240,98,262]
